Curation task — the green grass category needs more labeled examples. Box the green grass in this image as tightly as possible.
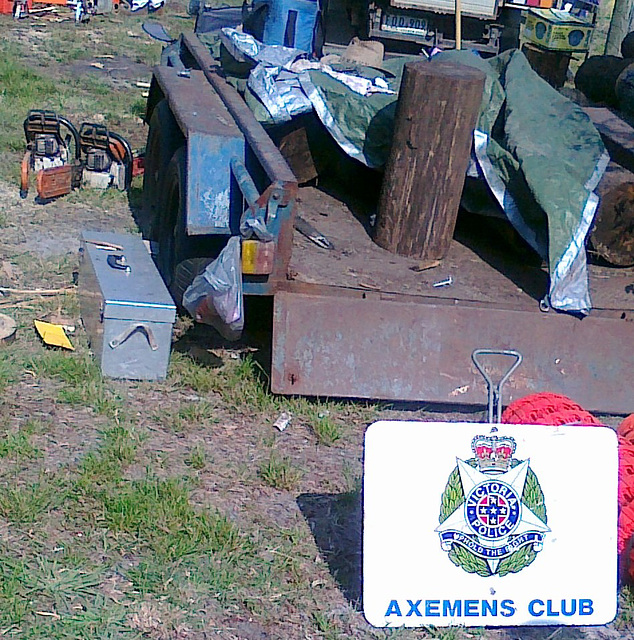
[155,399,218,432]
[0,427,41,460]
[100,476,241,555]
[0,554,128,637]
[30,350,99,385]
[100,423,142,465]
[75,422,141,491]
[0,480,65,524]
[311,412,343,446]
[169,352,376,448]
[259,452,303,491]
[57,381,123,418]
[30,350,125,418]
[0,7,632,638]
[0,45,61,152]
[186,444,207,470]
[0,352,25,393]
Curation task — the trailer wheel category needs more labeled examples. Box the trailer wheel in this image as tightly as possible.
[157,146,188,289]
[157,147,225,305]
[142,99,184,239]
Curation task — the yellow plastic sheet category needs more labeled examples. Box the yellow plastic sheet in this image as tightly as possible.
[34,320,74,351]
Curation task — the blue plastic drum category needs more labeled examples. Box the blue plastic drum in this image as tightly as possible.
[260,0,320,52]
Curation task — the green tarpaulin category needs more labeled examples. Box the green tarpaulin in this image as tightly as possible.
[301,49,608,314]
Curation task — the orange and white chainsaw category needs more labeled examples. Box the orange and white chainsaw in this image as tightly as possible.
[20,110,134,201]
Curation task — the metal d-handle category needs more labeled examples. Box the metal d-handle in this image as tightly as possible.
[471,349,523,424]
[108,323,158,351]
[107,253,131,273]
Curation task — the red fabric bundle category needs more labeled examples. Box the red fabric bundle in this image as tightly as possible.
[502,395,634,580]
[501,391,602,426]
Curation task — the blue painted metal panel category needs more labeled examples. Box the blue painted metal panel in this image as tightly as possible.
[187,131,245,235]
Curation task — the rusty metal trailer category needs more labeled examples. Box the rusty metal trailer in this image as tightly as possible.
[143,30,634,415]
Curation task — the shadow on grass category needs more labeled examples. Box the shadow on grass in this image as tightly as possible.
[297,491,363,610]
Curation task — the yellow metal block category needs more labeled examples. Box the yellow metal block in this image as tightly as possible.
[241,240,275,275]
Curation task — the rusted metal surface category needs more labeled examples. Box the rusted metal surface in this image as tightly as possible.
[152,67,244,235]
[152,67,240,140]
[289,186,634,314]
[179,32,298,284]
[271,288,634,414]
[182,31,298,188]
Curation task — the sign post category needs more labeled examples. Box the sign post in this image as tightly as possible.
[363,422,618,627]
[455,0,462,49]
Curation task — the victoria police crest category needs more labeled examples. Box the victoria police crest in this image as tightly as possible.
[436,434,549,577]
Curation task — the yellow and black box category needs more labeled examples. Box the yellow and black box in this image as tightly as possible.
[522,8,594,52]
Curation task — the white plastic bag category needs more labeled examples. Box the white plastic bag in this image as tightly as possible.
[182,237,244,340]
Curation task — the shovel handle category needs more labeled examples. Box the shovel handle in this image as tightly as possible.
[472,349,522,424]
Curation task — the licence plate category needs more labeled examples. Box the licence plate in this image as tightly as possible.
[382,12,428,36]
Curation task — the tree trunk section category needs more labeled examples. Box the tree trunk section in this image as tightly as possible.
[522,43,571,89]
[374,59,486,261]
[590,161,634,266]
[574,55,632,107]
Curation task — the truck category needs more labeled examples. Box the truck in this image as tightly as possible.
[365,0,528,54]
[141,26,634,416]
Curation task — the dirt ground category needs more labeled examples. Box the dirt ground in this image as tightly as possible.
[0,7,631,640]
[0,175,629,639]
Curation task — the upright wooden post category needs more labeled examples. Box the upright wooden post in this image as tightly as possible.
[455,0,462,50]
[374,60,485,262]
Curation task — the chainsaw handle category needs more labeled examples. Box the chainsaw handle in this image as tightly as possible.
[108,131,134,189]
[20,151,31,199]
[58,115,81,161]
[23,111,80,161]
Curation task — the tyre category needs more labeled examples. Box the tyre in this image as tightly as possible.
[156,146,188,289]
[156,147,226,304]
[142,99,184,239]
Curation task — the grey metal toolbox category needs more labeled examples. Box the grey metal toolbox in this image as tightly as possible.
[79,231,176,380]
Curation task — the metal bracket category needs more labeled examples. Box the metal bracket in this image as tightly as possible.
[109,323,159,351]
[231,157,276,242]
[472,348,523,424]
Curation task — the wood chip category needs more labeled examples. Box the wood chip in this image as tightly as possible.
[0,314,16,345]
[85,239,123,251]
[0,286,74,296]
[35,611,61,620]
[410,258,441,272]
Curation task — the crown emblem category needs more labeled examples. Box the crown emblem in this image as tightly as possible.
[471,435,516,473]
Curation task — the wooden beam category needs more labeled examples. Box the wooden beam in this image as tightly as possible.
[584,106,634,173]
[374,59,485,262]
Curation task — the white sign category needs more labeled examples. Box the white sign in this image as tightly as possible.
[363,421,618,627]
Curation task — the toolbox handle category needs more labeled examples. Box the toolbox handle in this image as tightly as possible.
[107,253,131,273]
[109,323,158,351]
